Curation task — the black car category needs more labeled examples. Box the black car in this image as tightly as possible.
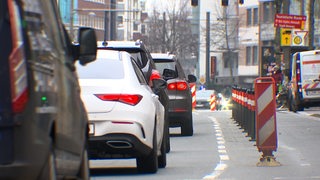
[151,53,197,136]
[0,1,96,179]
[97,40,171,153]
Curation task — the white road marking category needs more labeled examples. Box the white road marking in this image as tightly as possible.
[203,117,229,180]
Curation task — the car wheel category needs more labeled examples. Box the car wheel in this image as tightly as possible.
[39,147,57,180]
[181,114,193,136]
[164,114,170,153]
[78,149,90,180]
[136,125,158,173]
[158,134,167,168]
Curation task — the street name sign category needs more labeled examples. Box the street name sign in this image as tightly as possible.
[274,13,306,29]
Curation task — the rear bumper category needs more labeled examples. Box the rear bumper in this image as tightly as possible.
[88,133,152,159]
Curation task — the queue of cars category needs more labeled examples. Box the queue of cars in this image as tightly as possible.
[0,0,196,176]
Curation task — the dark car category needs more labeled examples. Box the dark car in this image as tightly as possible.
[97,40,171,152]
[151,53,197,136]
[0,0,96,179]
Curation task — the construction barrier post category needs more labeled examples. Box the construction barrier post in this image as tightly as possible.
[254,77,281,166]
[210,94,216,111]
[190,83,196,110]
[247,89,256,141]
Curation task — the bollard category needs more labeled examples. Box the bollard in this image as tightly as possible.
[190,83,196,110]
[247,89,256,141]
[210,94,216,111]
[254,77,281,166]
[231,86,236,119]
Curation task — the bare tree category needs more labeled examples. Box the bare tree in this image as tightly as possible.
[206,3,240,84]
[145,0,198,58]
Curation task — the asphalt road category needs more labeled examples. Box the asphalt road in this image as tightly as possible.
[90,108,320,180]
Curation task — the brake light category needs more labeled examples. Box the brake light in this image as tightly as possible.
[167,81,188,91]
[9,1,28,113]
[94,94,143,106]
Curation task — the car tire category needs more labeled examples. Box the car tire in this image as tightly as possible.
[39,147,57,180]
[136,125,158,173]
[158,134,167,168]
[78,149,90,180]
[164,114,170,153]
[181,114,193,136]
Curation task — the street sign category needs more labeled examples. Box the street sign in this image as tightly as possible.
[292,30,308,46]
[280,28,292,46]
[274,13,306,29]
[280,29,309,47]
[199,75,206,84]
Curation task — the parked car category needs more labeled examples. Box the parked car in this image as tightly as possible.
[98,40,171,152]
[151,53,197,136]
[0,0,97,179]
[196,90,216,109]
[76,49,167,173]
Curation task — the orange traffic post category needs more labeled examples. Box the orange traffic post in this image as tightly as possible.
[254,77,281,166]
[210,94,216,111]
[190,83,196,110]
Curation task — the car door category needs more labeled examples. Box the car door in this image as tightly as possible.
[34,0,86,170]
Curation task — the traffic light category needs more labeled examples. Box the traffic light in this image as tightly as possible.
[221,0,228,6]
[191,0,198,6]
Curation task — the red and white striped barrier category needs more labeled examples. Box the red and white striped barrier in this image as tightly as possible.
[254,77,280,166]
[210,94,216,111]
[190,83,196,110]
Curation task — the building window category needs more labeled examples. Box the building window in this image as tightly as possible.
[253,46,258,65]
[263,2,272,23]
[253,8,258,25]
[133,22,138,31]
[246,46,258,65]
[246,47,252,65]
[247,9,252,26]
[141,24,145,34]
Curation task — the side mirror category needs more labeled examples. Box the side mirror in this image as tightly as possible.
[75,27,97,65]
[188,74,197,83]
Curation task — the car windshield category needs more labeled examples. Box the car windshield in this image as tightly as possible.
[76,50,124,79]
[196,90,214,98]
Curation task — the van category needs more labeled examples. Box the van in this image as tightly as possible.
[288,50,320,112]
[0,0,96,179]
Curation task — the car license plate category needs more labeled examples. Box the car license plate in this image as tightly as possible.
[89,123,94,135]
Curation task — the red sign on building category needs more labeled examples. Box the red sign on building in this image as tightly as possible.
[274,13,306,29]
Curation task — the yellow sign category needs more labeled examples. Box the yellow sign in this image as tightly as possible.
[281,28,292,46]
[293,36,302,45]
[199,75,205,84]
[292,30,308,46]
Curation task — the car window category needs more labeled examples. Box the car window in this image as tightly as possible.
[130,52,144,68]
[196,91,214,98]
[154,61,176,75]
[76,51,124,79]
[131,58,147,85]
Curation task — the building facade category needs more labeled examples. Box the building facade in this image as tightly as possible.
[58,0,147,41]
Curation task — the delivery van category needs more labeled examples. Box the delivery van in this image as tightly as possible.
[288,50,320,112]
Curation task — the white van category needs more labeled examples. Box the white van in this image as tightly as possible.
[288,50,320,112]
